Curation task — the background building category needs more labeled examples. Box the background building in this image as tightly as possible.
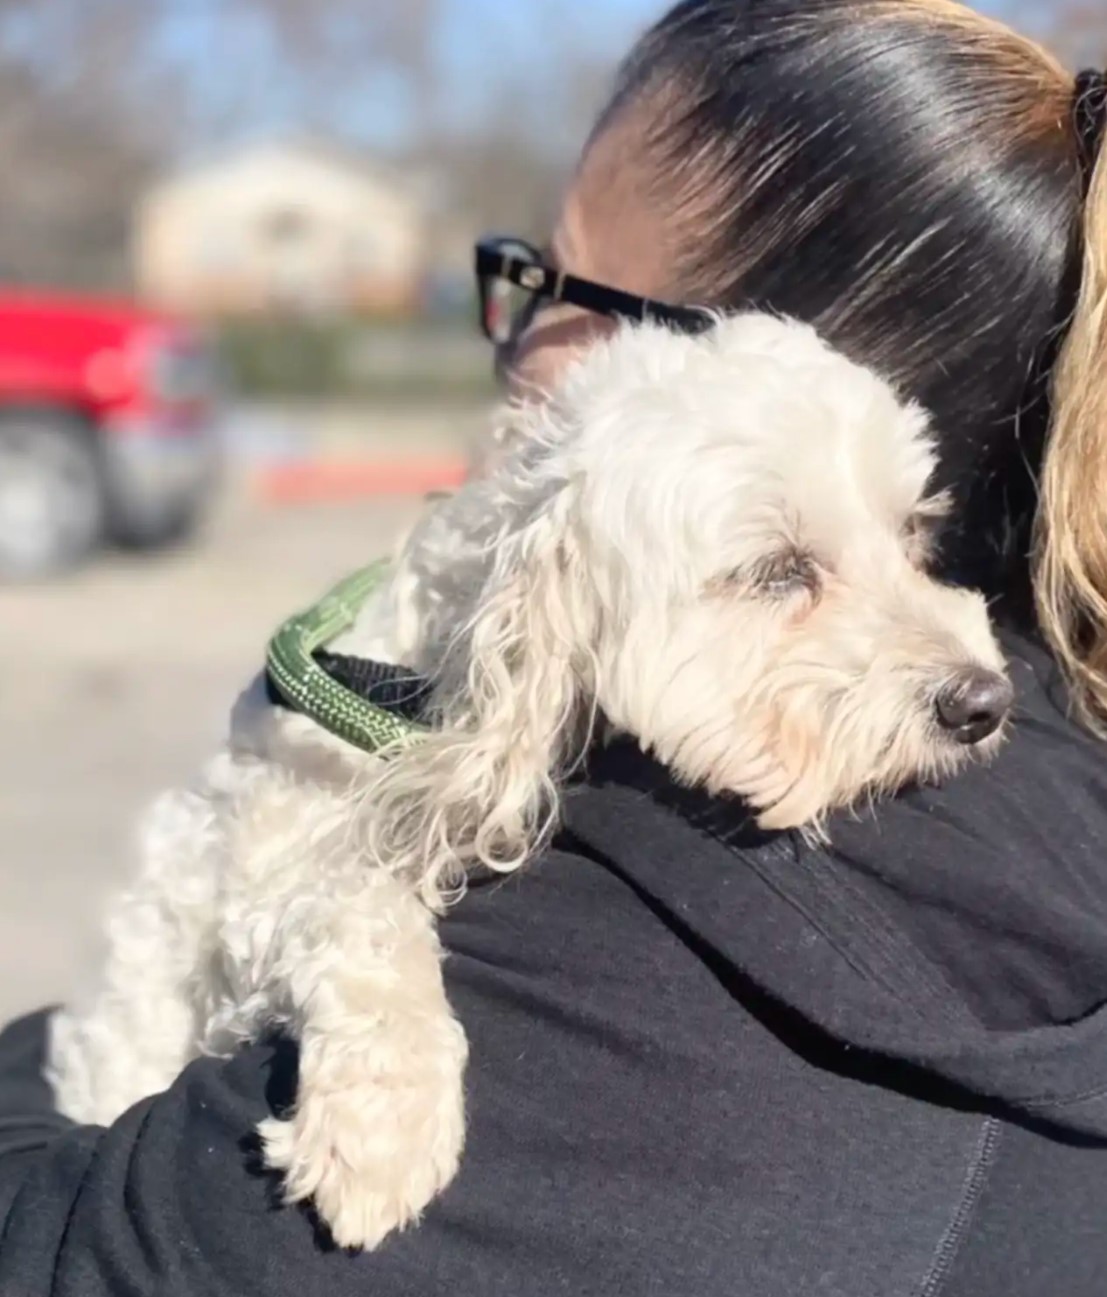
[135,141,428,318]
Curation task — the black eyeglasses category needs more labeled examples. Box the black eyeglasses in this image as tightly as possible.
[474,236,714,365]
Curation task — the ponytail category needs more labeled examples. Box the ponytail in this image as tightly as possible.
[1036,106,1107,733]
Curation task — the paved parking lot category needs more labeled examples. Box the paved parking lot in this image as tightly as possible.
[0,486,425,1025]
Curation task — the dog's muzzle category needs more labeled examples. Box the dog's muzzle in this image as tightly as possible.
[934,669,1013,745]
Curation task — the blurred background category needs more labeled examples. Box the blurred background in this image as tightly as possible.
[0,0,1103,1022]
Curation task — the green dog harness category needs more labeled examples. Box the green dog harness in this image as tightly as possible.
[265,563,430,753]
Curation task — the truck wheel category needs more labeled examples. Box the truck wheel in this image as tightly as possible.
[113,506,196,553]
[0,409,106,578]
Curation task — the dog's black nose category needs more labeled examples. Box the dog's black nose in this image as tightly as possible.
[935,670,1013,745]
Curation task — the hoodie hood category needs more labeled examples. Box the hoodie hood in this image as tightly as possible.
[560,630,1107,1140]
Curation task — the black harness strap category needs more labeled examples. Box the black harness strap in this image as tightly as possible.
[266,654,433,724]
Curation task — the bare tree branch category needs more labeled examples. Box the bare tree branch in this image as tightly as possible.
[0,0,621,290]
[0,0,169,287]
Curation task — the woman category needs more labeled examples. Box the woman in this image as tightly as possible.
[3,2,1107,1293]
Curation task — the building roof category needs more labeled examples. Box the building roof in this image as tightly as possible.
[145,136,433,211]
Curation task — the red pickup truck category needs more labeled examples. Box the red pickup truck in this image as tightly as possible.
[0,290,221,577]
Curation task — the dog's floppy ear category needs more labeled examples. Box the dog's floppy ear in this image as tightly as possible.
[460,494,598,846]
[364,481,599,904]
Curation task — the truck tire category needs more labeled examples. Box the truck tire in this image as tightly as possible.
[111,494,206,552]
[0,408,106,578]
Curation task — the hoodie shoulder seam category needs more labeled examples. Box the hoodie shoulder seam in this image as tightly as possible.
[918,1117,1002,1297]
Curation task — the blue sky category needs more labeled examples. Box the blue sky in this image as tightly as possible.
[153,0,1020,154]
[150,0,668,151]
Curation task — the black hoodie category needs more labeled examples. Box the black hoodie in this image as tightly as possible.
[2,629,1106,1296]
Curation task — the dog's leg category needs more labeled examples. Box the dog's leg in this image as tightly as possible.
[46,753,238,1125]
[255,861,468,1252]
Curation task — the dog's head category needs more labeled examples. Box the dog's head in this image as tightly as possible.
[549,314,1010,829]
[369,313,1011,894]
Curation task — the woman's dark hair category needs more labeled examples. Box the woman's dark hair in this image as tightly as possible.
[602,0,1107,728]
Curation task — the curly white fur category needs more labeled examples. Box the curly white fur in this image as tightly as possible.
[46,313,1009,1251]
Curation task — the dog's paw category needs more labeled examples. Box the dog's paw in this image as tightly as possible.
[259,1072,465,1251]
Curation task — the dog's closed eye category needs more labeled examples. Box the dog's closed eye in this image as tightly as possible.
[710,547,821,602]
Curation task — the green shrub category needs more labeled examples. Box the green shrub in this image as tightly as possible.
[215,316,495,404]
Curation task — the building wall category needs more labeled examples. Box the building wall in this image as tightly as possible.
[136,146,428,318]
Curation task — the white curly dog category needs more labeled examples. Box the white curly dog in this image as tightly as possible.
[46,313,1012,1250]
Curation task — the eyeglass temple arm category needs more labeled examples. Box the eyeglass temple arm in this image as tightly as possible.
[476,242,713,335]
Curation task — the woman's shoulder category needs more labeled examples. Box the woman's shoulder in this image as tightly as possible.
[833,626,1107,871]
[808,626,1107,1035]
[995,626,1107,782]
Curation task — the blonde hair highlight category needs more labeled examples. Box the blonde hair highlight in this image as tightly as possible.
[1036,141,1107,733]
